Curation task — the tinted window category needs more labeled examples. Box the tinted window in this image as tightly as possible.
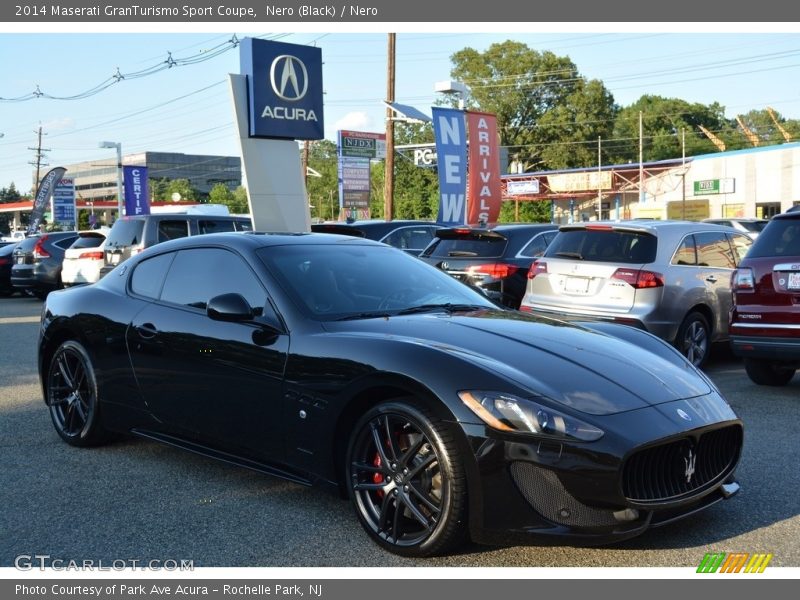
[54,236,79,250]
[157,220,190,243]
[198,219,236,234]
[161,248,266,311]
[106,220,145,246]
[747,219,800,258]
[381,227,436,251]
[234,219,254,232]
[69,235,105,250]
[518,232,550,258]
[545,230,657,264]
[672,235,697,265]
[425,236,508,259]
[130,253,174,299]
[740,220,767,233]
[728,233,753,264]
[695,231,736,269]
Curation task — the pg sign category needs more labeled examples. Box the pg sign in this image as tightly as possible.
[240,38,324,140]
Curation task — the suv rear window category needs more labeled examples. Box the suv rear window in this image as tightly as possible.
[746,218,800,258]
[106,220,145,247]
[545,229,657,264]
[423,234,508,259]
[69,235,105,250]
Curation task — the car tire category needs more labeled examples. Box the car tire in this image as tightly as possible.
[675,311,710,368]
[345,399,467,557]
[744,358,796,387]
[45,340,111,447]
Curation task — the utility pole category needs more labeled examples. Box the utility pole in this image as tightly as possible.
[301,140,311,188]
[28,125,50,193]
[597,136,602,221]
[383,32,396,221]
[638,111,644,205]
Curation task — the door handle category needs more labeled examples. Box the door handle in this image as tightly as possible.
[135,323,159,339]
[705,276,718,283]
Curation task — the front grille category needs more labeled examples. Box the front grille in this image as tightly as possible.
[622,425,742,503]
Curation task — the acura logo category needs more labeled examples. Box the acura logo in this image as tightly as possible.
[270,55,308,101]
[684,448,697,484]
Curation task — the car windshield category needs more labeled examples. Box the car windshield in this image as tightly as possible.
[106,220,145,247]
[258,244,497,320]
[740,220,768,233]
[545,229,657,264]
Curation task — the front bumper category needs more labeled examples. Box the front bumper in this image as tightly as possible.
[457,395,742,546]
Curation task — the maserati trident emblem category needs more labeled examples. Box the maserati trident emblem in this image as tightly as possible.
[270,55,309,101]
[684,449,697,484]
[676,409,692,422]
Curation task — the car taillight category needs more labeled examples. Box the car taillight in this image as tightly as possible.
[468,263,519,279]
[527,260,547,279]
[611,268,664,289]
[79,251,105,260]
[33,236,50,259]
[0,258,8,266]
[732,267,755,291]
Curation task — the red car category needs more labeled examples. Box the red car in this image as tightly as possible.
[730,211,800,385]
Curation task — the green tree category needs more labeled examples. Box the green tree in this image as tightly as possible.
[149,177,199,202]
[449,40,617,171]
[0,183,24,232]
[305,140,339,221]
[734,108,800,148]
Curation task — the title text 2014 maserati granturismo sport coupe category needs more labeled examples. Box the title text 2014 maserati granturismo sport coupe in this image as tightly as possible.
[38,232,743,557]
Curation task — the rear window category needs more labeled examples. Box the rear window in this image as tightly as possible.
[740,220,768,233]
[106,220,145,247]
[423,235,508,259]
[198,219,237,234]
[545,229,657,264]
[746,218,800,258]
[69,235,105,250]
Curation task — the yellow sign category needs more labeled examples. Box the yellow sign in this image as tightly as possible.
[723,204,745,218]
[548,171,612,192]
[636,206,664,220]
[667,199,710,221]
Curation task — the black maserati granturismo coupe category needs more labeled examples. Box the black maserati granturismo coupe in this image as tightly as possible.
[38,232,743,557]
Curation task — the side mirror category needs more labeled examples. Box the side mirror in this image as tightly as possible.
[207,293,254,322]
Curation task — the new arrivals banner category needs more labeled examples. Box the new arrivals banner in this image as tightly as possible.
[123,166,151,216]
[27,166,66,236]
[432,107,467,226]
[466,111,502,226]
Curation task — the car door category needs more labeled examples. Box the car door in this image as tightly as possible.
[126,247,289,459]
[694,231,744,337]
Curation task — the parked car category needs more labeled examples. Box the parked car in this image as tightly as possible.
[0,241,21,296]
[418,223,558,308]
[11,231,79,299]
[311,220,442,255]
[61,228,110,286]
[100,213,253,277]
[520,221,753,367]
[39,231,742,556]
[730,211,800,385]
[1,230,26,243]
[702,218,768,239]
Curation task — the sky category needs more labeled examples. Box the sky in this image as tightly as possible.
[3,26,800,194]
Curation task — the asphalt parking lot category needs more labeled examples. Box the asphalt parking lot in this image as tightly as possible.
[1,294,798,568]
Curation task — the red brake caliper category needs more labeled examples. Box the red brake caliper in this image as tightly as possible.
[373,453,384,498]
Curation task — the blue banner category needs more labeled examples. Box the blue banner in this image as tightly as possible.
[432,107,467,226]
[123,166,150,216]
[241,37,324,140]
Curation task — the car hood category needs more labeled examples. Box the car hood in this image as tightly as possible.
[324,310,710,415]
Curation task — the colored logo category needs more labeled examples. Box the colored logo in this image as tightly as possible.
[697,552,773,573]
[270,55,308,101]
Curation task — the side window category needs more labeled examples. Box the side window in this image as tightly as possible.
[672,235,697,266]
[234,219,254,232]
[160,248,266,312]
[519,233,549,258]
[157,220,190,243]
[382,227,435,251]
[728,233,753,265]
[54,236,79,250]
[130,253,174,299]
[695,231,736,269]
[199,220,236,234]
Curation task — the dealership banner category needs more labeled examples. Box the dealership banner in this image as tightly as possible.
[123,166,151,216]
[432,107,467,226]
[466,111,502,226]
[27,166,66,236]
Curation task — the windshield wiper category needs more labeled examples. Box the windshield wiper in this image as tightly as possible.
[395,303,489,316]
[447,251,478,257]
[335,311,392,321]
[554,251,583,259]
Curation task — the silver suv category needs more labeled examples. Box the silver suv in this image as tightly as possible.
[520,221,753,367]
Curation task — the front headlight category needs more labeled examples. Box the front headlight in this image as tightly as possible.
[458,391,604,442]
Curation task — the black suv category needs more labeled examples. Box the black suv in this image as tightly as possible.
[311,220,442,256]
[11,231,80,299]
[101,213,252,276]
[419,223,558,308]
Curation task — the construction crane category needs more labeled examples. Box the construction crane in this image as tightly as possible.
[736,116,761,147]
[767,106,793,142]
[698,125,727,151]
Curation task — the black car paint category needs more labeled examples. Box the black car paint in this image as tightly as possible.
[11,232,79,297]
[38,232,742,552]
[0,241,20,295]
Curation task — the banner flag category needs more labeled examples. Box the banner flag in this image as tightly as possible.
[466,111,502,226]
[432,107,467,226]
[27,167,67,236]
[123,166,151,216]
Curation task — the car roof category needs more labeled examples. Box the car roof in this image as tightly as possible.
[137,231,390,253]
[559,220,740,234]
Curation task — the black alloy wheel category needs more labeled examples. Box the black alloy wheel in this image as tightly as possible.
[676,311,710,368]
[744,358,797,387]
[46,340,110,447]
[345,400,467,556]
